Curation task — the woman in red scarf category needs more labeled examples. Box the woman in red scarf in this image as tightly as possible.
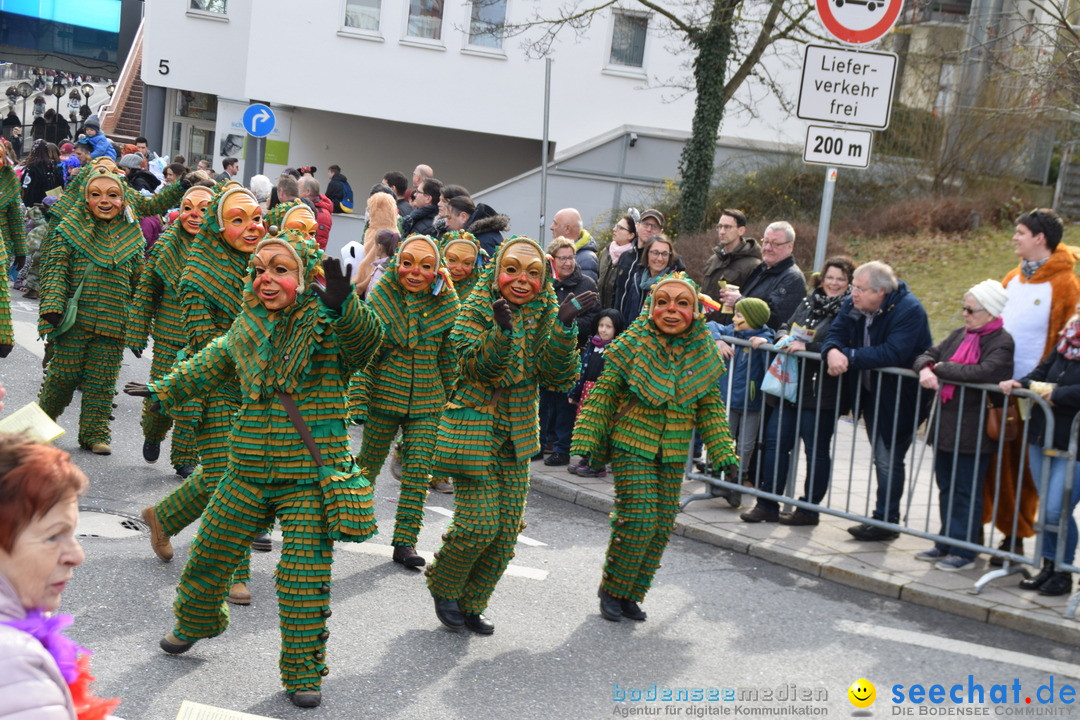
[1001,299,1080,596]
[915,279,1014,572]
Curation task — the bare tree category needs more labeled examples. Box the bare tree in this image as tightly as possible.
[496,0,818,236]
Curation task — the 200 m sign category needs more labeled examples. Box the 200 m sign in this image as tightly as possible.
[803,124,873,169]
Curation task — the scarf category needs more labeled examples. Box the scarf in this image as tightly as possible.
[590,334,612,349]
[2,610,120,720]
[608,239,634,266]
[802,288,848,328]
[940,316,1004,402]
[1056,318,1080,361]
[1022,256,1049,278]
[639,268,669,292]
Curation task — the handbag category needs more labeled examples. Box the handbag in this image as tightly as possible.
[277,391,377,543]
[986,397,1019,442]
[760,336,799,404]
[49,265,91,340]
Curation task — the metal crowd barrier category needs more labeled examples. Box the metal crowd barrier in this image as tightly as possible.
[680,336,1080,608]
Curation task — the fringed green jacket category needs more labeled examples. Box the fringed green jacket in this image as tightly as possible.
[125,221,196,353]
[571,312,738,466]
[0,164,27,261]
[449,244,579,461]
[356,254,459,417]
[152,234,384,482]
[38,171,145,341]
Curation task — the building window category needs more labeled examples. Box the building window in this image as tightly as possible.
[190,0,227,13]
[609,11,647,67]
[407,0,444,40]
[345,0,381,31]
[468,0,506,48]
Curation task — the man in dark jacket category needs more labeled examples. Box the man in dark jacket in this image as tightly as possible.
[537,238,599,467]
[326,165,349,213]
[702,209,762,322]
[718,220,805,335]
[402,177,441,238]
[822,261,933,540]
[550,207,599,283]
[465,202,509,257]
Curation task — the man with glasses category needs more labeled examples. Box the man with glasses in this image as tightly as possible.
[402,177,442,238]
[822,261,932,541]
[702,208,762,322]
[988,208,1080,562]
[718,220,805,335]
[536,236,598,466]
[550,208,599,283]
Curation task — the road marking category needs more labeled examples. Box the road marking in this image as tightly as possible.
[425,504,548,547]
[837,620,1080,677]
[12,319,44,359]
[335,542,549,580]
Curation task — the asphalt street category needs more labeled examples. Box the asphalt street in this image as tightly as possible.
[3,306,1080,720]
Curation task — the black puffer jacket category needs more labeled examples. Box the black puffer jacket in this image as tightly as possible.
[402,203,438,238]
[467,204,509,257]
[738,255,806,330]
[1019,347,1080,450]
[553,265,598,348]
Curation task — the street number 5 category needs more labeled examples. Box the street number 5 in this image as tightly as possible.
[158,59,170,75]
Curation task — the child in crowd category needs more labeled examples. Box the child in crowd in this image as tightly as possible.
[80,114,116,160]
[707,297,774,500]
[569,308,625,477]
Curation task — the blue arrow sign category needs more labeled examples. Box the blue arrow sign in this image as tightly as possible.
[242,103,275,138]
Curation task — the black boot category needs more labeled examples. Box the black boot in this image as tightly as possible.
[1039,572,1073,597]
[598,587,622,622]
[1019,558,1055,590]
[142,439,160,463]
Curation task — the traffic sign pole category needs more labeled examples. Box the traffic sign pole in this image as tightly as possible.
[244,135,265,187]
[814,167,838,273]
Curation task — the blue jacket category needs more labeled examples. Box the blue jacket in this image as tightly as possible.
[708,321,775,412]
[85,132,116,160]
[820,280,932,446]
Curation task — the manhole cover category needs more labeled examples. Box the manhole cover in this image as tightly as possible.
[77,510,146,539]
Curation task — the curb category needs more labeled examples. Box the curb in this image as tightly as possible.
[529,471,1080,646]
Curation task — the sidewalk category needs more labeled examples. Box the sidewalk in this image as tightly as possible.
[528,424,1080,646]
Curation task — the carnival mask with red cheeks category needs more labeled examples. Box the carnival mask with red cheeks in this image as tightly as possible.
[179,187,212,235]
[220,190,265,254]
[651,281,696,336]
[497,242,544,306]
[444,240,478,283]
[397,237,439,293]
[283,205,318,241]
[85,176,124,220]
[252,241,302,310]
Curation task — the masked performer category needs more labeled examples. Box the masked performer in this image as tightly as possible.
[139,182,266,606]
[37,167,146,452]
[125,184,214,473]
[0,138,26,359]
[425,236,596,634]
[125,229,382,708]
[571,273,737,622]
[441,230,484,302]
[353,234,458,567]
[266,200,319,244]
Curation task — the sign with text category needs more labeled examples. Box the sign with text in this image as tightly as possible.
[797,44,897,129]
[803,124,874,168]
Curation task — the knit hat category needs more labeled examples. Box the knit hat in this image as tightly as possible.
[967,279,1008,318]
[735,297,770,330]
[119,153,143,170]
[60,142,74,153]
[84,114,100,131]
[640,209,665,228]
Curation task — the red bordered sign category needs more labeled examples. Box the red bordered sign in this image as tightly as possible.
[815,0,904,45]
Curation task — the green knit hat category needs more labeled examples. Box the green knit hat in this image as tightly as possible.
[735,297,769,330]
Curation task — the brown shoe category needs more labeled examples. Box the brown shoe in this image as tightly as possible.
[392,545,426,568]
[779,509,820,526]
[141,506,173,562]
[227,582,251,605]
[740,505,779,523]
[90,442,112,455]
[429,478,453,494]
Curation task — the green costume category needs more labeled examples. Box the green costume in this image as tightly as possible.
[37,167,143,448]
[125,189,209,470]
[571,274,737,605]
[426,237,579,615]
[148,182,259,580]
[354,236,459,550]
[149,230,382,697]
[0,163,27,350]
[439,230,485,303]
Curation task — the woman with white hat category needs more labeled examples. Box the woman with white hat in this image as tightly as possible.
[913,279,1014,571]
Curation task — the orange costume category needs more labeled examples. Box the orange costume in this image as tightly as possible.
[988,244,1080,540]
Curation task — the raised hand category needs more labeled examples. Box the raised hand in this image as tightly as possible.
[557,290,598,326]
[492,298,513,332]
[313,256,351,312]
[123,382,152,397]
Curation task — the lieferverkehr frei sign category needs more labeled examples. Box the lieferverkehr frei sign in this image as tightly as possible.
[797,44,898,130]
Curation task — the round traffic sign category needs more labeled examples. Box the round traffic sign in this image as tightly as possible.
[815,0,903,45]
[242,103,276,138]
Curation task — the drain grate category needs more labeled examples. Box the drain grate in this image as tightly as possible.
[77,510,147,539]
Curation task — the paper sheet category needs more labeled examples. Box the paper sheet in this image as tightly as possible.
[174,700,281,720]
[0,402,65,442]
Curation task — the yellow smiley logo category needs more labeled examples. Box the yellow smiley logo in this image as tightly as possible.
[848,678,876,708]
